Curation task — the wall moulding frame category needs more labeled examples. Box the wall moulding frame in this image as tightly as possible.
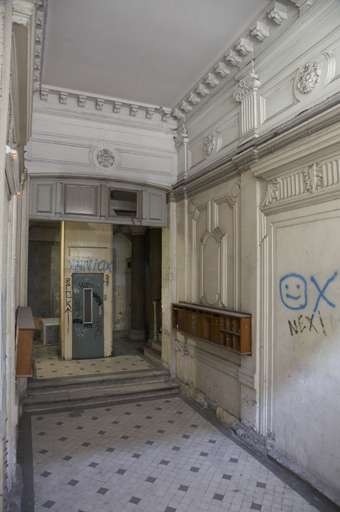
[258,202,340,448]
[189,184,240,312]
[200,228,225,308]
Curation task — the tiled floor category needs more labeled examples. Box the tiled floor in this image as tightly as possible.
[32,338,153,379]
[19,395,334,512]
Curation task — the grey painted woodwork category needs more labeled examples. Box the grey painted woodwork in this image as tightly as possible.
[30,178,167,226]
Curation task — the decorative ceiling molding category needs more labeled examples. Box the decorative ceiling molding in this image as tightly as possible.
[250,21,269,41]
[36,85,176,126]
[171,0,298,122]
[34,0,47,93]
[180,101,192,113]
[205,73,219,88]
[130,105,139,116]
[267,2,288,24]
[59,92,68,105]
[225,49,242,66]
[215,62,230,78]
[196,83,210,97]
[187,93,200,105]
[96,98,105,111]
[235,38,253,56]
[34,0,299,126]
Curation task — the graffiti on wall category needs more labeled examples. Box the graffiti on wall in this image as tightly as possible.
[287,311,327,336]
[65,277,72,333]
[67,259,112,273]
[280,271,338,337]
[280,272,338,312]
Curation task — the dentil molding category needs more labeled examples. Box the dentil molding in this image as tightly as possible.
[33,0,47,93]
[267,2,288,24]
[37,86,176,126]
[171,1,295,122]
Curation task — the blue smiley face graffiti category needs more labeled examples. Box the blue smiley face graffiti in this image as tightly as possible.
[279,273,307,310]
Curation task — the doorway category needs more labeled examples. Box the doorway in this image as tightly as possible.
[72,273,104,359]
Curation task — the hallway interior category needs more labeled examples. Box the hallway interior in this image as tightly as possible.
[18,337,338,512]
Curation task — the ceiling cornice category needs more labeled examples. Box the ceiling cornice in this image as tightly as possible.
[35,85,177,128]
[33,0,47,94]
[33,0,175,126]
[171,0,306,123]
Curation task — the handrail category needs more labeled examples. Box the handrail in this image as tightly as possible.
[161,328,185,356]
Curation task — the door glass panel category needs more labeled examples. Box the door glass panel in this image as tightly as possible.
[83,288,93,323]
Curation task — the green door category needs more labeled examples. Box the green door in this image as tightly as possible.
[72,273,104,359]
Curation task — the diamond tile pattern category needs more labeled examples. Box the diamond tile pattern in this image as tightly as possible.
[31,396,319,512]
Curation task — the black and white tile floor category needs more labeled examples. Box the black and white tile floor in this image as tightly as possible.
[19,395,334,512]
[32,338,151,379]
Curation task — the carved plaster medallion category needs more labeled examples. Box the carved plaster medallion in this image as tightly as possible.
[303,162,323,193]
[203,135,216,156]
[97,149,115,168]
[297,62,321,94]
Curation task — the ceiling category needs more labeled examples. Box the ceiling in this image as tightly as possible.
[42,0,270,109]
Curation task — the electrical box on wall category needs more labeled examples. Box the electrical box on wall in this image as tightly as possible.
[42,318,59,345]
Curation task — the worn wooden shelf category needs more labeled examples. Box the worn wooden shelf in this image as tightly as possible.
[172,302,251,355]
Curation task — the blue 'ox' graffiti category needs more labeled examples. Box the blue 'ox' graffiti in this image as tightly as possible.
[280,271,338,312]
[68,259,112,274]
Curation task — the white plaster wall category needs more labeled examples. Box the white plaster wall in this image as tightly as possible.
[264,202,340,491]
[26,100,178,188]
[170,176,250,419]
[112,233,132,332]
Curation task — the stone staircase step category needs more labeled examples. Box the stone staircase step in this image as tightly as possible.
[27,370,169,396]
[151,340,162,351]
[23,380,180,412]
[143,346,161,365]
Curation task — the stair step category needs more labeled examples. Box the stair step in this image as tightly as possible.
[143,346,161,365]
[23,381,180,412]
[151,340,162,351]
[27,370,169,396]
